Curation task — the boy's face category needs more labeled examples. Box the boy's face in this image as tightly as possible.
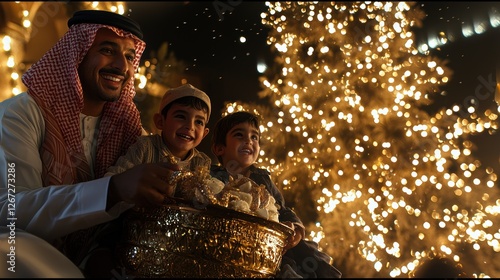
[154,103,209,160]
[79,28,137,104]
[214,122,260,173]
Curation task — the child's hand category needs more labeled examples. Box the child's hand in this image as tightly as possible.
[282,221,305,252]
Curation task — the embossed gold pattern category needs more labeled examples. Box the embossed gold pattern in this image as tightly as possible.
[116,203,293,278]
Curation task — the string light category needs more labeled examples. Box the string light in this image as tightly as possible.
[417,4,500,53]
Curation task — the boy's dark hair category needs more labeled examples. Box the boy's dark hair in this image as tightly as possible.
[211,111,260,162]
[413,257,466,278]
[160,96,210,121]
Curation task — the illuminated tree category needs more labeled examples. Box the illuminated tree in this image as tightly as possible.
[222,2,500,277]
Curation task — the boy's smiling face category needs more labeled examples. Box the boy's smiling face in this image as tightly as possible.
[154,103,209,160]
[214,122,261,174]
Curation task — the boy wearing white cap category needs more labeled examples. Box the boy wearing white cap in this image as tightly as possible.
[106,83,212,176]
[85,84,212,276]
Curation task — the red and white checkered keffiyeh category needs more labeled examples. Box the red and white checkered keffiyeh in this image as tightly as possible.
[22,23,146,186]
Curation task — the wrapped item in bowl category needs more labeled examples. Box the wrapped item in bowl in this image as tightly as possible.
[173,168,281,223]
[116,168,293,278]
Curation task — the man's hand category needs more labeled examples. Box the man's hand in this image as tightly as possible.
[282,221,305,251]
[107,162,180,209]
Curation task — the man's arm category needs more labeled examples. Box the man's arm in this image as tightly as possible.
[0,94,122,243]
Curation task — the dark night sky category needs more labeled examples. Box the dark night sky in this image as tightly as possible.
[125,1,500,170]
[126,1,271,109]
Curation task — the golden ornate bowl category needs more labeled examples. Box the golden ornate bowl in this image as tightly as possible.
[116,202,293,278]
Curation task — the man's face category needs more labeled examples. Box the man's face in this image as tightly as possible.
[78,28,137,103]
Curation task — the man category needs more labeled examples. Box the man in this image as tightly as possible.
[0,10,178,277]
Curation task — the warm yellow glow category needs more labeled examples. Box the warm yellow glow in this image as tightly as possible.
[2,2,126,100]
[2,36,11,51]
[241,1,500,278]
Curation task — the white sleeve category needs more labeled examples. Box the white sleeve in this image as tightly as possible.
[0,93,45,188]
[0,93,131,243]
